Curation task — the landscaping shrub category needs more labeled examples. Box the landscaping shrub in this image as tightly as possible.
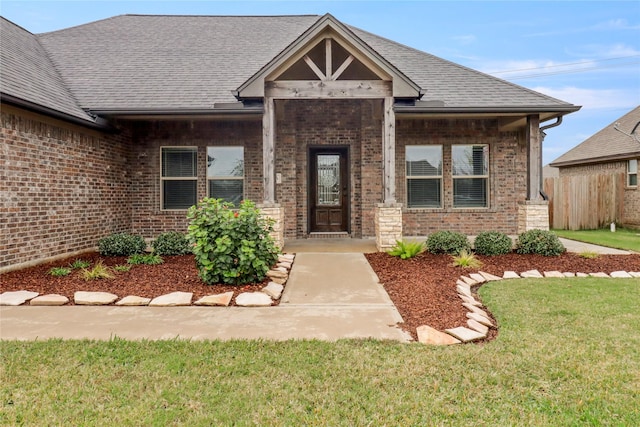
[451,250,483,268]
[187,198,280,285]
[127,253,164,265]
[98,233,146,256]
[49,267,71,277]
[474,231,513,256]
[515,229,566,256]
[426,230,471,255]
[152,231,191,256]
[80,261,114,281]
[388,240,425,259]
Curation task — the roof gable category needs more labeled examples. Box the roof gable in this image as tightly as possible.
[236,14,422,100]
[550,106,640,167]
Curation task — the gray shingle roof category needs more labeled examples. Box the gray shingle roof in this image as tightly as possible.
[0,17,94,122]
[550,106,640,167]
[4,14,578,117]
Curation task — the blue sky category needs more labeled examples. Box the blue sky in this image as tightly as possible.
[2,1,639,165]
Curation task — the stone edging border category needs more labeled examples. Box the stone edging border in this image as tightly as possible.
[417,269,640,345]
[0,254,296,307]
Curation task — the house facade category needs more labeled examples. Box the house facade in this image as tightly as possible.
[549,106,640,229]
[0,14,580,271]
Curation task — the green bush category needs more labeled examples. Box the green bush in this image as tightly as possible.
[388,240,425,259]
[152,231,191,255]
[127,253,164,265]
[98,233,146,256]
[474,231,513,256]
[426,230,471,255]
[49,266,71,277]
[187,198,280,285]
[515,229,566,256]
[451,250,483,268]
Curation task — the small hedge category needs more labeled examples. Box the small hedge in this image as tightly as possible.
[426,230,471,255]
[515,229,565,256]
[98,233,146,256]
[152,231,191,255]
[474,231,513,256]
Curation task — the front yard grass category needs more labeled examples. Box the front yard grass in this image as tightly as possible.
[2,278,639,425]
[553,227,640,252]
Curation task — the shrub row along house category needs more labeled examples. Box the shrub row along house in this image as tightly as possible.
[0,14,580,271]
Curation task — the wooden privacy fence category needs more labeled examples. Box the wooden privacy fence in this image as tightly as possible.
[544,173,625,230]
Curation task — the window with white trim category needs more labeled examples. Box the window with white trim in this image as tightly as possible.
[161,147,197,210]
[628,159,638,187]
[207,146,244,206]
[452,144,489,208]
[406,145,442,208]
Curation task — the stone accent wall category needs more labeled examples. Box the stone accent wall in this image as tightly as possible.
[258,204,284,250]
[128,119,263,237]
[0,106,132,271]
[375,203,403,251]
[275,99,383,238]
[396,118,527,235]
[517,201,550,234]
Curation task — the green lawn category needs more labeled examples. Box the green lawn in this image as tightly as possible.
[2,278,639,425]
[553,227,640,252]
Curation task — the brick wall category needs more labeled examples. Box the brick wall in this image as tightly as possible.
[128,119,263,237]
[275,99,383,238]
[0,106,132,270]
[396,118,527,235]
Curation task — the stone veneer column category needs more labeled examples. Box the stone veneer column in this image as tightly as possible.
[258,204,284,250]
[375,203,403,251]
[517,201,550,234]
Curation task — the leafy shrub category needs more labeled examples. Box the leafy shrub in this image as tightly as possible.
[451,250,483,268]
[127,253,164,265]
[80,261,114,281]
[49,267,71,277]
[474,231,513,256]
[388,240,425,259]
[515,229,565,256]
[187,198,280,285]
[152,231,192,256]
[98,233,146,256]
[579,250,599,259]
[69,259,91,269]
[113,264,132,272]
[426,230,471,255]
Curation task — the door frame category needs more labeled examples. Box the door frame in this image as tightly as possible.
[308,146,350,234]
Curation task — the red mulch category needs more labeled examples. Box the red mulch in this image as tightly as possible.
[2,251,640,341]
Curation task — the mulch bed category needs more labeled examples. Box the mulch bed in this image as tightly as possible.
[2,251,640,341]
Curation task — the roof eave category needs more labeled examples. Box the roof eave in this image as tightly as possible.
[550,151,640,168]
[394,105,581,115]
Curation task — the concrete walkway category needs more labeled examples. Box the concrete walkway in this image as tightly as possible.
[559,238,633,255]
[0,253,412,342]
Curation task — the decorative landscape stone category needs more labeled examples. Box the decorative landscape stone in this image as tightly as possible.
[274,266,288,273]
[266,270,288,279]
[116,296,152,306]
[462,303,489,318]
[467,319,489,335]
[459,294,482,306]
[269,276,287,285]
[610,271,633,278]
[503,271,520,279]
[478,271,502,281]
[466,312,494,327]
[262,282,284,300]
[456,279,470,289]
[629,272,640,278]
[445,326,486,342]
[0,290,39,306]
[469,273,486,284]
[576,272,589,277]
[74,291,118,305]
[589,272,610,278]
[460,276,478,286]
[235,292,272,307]
[543,271,565,278]
[276,262,292,269]
[149,291,193,307]
[563,272,576,277]
[417,325,461,345]
[520,270,543,278]
[194,292,234,306]
[456,285,472,298]
[30,294,69,306]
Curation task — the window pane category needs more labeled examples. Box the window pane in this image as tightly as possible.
[407,178,441,208]
[630,174,638,186]
[163,180,197,210]
[452,145,488,176]
[207,147,244,177]
[406,146,442,176]
[162,148,197,177]
[453,178,487,207]
[629,159,638,174]
[209,180,243,206]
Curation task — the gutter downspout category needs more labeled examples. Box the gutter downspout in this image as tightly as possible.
[538,116,563,200]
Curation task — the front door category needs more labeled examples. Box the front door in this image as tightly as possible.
[309,147,349,233]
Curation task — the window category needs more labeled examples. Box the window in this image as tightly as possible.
[452,145,489,208]
[406,145,442,208]
[629,159,638,187]
[161,147,197,210]
[207,147,244,206]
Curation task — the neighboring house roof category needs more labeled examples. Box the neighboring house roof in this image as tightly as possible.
[0,17,97,124]
[542,164,559,178]
[2,14,579,120]
[550,106,640,167]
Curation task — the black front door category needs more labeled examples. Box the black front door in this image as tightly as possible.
[309,147,349,233]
